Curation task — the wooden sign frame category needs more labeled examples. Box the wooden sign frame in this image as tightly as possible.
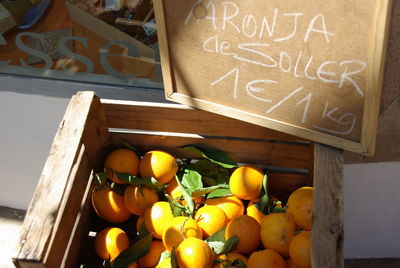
[154,0,393,155]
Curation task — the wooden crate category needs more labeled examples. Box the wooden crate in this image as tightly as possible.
[13,91,343,268]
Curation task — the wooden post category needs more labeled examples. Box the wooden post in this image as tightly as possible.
[312,143,344,268]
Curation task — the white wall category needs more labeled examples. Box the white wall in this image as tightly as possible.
[1,90,399,259]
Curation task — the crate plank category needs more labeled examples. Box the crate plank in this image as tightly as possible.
[102,100,308,142]
[110,132,313,170]
[14,92,110,267]
[43,144,92,267]
[312,144,344,268]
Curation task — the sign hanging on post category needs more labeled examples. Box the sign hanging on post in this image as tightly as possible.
[154,0,393,155]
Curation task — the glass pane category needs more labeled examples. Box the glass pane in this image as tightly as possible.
[0,0,162,87]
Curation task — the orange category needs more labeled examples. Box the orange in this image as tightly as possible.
[213,253,248,268]
[247,249,286,268]
[91,185,132,223]
[292,193,313,230]
[225,215,261,254]
[127,262,138,268]
[229,165,264,200]
[124,185,159,216]
[286,187,313,220]
[104,148,139,184]
[260,212,296,257]
[156,257,172,268]
[175,237,214,268]
[138,239,166,268]
[195,205,228,239]
[139,150,178,184]
[144,201,174,239]
[289,231,311,268]
[162,216,203,252]
[246,199,266,224]
[94,227,129,261]
[205,195,244,221]
[287,258,302,268]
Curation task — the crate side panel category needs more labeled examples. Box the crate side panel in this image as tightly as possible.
[14,92,98,265]
[63,170,95,268]
[312,144,344,268]
[110,133,313,170]
[42,144,92,267]
[102,101,307,142]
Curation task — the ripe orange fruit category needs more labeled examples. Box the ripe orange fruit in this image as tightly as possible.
[213,252,248,268]
[139,150,178,184]
[229,165,264,200]
[91,185,132,223]
[292,193,313,230]
[286,187,313,220]
[205,195,244,221]
[162,216,203,252]
[144,201,174,239]
[287,258,302,268]
[195,205,228,239]
[225,215,261,254]
[156,257,172,268]
[127,262,138,268]
[289,231,311,268]
[94,227,129,261]
[246,199,266,224]
[260,212,296,257]
[175,237,214,268]
[247,249,286,268]
[104,148,139,184]
[124,185,159,216]
[138,239,166,268]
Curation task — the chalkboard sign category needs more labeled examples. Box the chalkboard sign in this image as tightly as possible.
[154,0,392,155]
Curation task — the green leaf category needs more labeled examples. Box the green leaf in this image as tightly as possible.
[166,195,187,217]
[137,221,150,240]
[94,172,108,188]
[121,141,140,156]
[180,145,238,169]
[188,159,231,185]
[206,226,238,255]
[158,250,171,265]
[175,176,195,217]
[171,248,178,268]
[108,182,126,196]
[254,173,269,213]
[207,188,233,199]
[115,172,166,191]
[112,233,153,268]
[206,226,227,243]
[191,185,229,197]
[181,168,203,192]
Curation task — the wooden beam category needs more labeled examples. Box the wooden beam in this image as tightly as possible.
[312,143,344,268]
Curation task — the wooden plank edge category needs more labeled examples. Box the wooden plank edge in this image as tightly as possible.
[361,0,394,156]
[13,91,97,266]
[153,0,175,97]
[312,144,344,268]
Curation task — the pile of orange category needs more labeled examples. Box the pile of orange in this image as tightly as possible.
[90,147,314,268]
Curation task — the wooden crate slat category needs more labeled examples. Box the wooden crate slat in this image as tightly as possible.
[110,132,313,170]
[101,100,308,142]
[312,144,344,268]
[62,171,95,268]
[14,92,97,266]
[42,144,92,267]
